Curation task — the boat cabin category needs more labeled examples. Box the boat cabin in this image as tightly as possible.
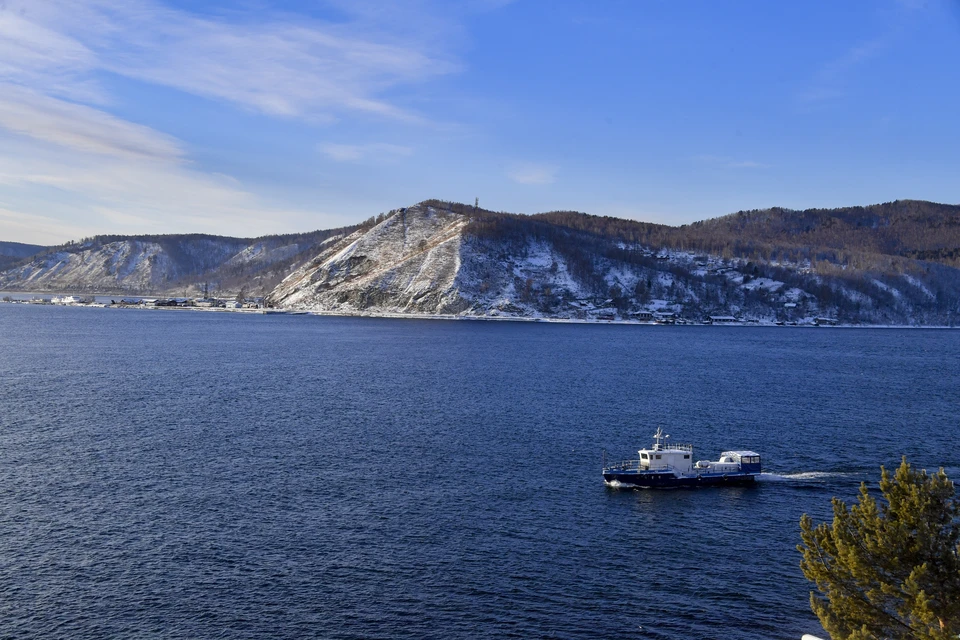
[636,430,762,476]
[722,451,762,473]
[638,429,694,473]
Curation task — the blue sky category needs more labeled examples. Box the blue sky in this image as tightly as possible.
[1,0,958,244]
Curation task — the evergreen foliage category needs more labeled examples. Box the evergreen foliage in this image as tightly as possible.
[798,459,960,639]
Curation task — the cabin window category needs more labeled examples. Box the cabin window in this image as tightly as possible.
[655,455,662,460]
[683,454,690,459]
[641,453,648,460]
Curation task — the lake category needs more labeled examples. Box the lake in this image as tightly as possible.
[1,304,957,639]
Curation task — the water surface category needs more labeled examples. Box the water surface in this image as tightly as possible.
[1,305,957,638]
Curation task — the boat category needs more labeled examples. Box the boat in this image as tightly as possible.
[602,427,761,488]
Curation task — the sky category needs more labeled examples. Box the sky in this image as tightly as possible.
[1,0,959,245]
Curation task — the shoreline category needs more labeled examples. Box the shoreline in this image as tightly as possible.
[1,296,956,329]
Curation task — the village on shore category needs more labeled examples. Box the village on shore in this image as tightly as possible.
[4,293,272,312]
[0,292,850,326]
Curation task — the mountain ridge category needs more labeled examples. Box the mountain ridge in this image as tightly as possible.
[2,199,959,325]
[266,200,960,324]
[0,228,356,296]
[0,241,47,272]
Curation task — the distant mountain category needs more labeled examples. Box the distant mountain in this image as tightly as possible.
[2,199,959,324]
[669,200,960,268]
[529,199,960,269]
[0,230,352,295]
[0,241,47,272]
[267,200,960,325]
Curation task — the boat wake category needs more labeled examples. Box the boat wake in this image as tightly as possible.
[604,479,673,490]
[758,471,858,483]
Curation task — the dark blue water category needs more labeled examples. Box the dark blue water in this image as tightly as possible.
[1,305,958,639]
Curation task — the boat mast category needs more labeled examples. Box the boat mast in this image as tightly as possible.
[653,426,669,451]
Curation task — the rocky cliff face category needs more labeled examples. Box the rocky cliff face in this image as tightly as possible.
[266,203,630,316]
[267,205,472,313]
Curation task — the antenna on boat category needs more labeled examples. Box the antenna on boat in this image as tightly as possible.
[653,426,669,450]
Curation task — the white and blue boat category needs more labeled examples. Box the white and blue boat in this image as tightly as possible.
[603,427,761,488]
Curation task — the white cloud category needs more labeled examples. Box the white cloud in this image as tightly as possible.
[0,0,467,243]
[0,0,458,122]
[0,131,328,242]
[0,9,96,83]
[319,142,413,162]
[508,163,557,185]
[0,206,91,245]
[0,87,183,162]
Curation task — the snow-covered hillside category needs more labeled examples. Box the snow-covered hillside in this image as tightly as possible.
[0,233,328,295]
[0,240,180,293]
[266,203,960,324]
[268,205,471,313]
[3,200,957,324]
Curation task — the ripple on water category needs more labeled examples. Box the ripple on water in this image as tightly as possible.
[1,307,957,639]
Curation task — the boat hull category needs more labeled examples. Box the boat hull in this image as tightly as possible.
[603,471,758,488]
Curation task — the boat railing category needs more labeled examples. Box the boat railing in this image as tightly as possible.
[603,459,640,472]
[604,460,691,476]
[645,442,693,453]
[651,443,694,452]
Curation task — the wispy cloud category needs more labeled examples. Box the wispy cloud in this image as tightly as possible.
[0,0,468,243]
[0,137,327,242]
[0,206,92,246]
[0,7,102,103]
[508,162,557,185]
[798,37,889,106]
[796,1,933,107]
[695,155,768,169]
[0,86,183,162]
[0,0,458,122]
[319,142,413,163]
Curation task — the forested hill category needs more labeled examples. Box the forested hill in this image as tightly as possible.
[0,241,46,257]
[522,200,960,269]
[673,200,960,267]
[3,198,959,324]
[436,198,960,273]
[263,200,960,324]
[0,241,47,271]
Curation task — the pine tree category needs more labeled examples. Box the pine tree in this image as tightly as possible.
[798,459,960,639]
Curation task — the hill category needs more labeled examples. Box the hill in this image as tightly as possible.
[0,230,353,296]
[0,241,47,272]
[2,199,959,324]
[267,200,960,325]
